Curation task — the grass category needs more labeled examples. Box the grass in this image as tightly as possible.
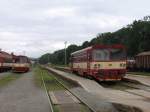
[34,66,64,91]
[0,73,21,88]
[53,74,79,88]
[34,66,78,90]
[34,67,66,112]
[80,105,92,112]
[127,71,150,76]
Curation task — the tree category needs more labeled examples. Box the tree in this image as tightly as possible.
[39,16,150,65]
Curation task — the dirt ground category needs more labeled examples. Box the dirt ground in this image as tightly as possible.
[0,72,51,112]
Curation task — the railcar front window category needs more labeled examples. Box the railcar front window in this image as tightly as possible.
[15,57,28,63]
[93,48,126,61]
[20,58,28,63]
[110,49,126,60]
[93,49,109,61]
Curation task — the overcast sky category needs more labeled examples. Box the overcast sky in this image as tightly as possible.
[0,0,149,58]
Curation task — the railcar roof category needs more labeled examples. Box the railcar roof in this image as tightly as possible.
[136,51,150,56]
[0,51,12,58]
[71,44,125,55]
[17,55,28,58]
[0,51,10,55]
[71,46,92,55]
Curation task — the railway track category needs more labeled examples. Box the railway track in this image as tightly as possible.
[40,70,54,112]
[122,79,150,91]
[104,78,150,92]
[100,79,150,100]
[119,79,150,100]
[40,68,93,112]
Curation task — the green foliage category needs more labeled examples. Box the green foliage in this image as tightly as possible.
[39,16,150,65]
[39,53,51,64]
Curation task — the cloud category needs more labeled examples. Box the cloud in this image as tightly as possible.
[0,0,149,57]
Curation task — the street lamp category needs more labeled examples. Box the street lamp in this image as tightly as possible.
[64,41,67,65]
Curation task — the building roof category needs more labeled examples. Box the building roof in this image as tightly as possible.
[136,51,150,56]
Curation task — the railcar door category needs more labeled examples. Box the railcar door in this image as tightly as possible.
[87,51,91,75]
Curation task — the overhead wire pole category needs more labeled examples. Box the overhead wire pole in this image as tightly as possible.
[64,41,67,65]
[47,53,50,64]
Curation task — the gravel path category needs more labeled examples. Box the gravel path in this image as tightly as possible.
[0,72,51,112]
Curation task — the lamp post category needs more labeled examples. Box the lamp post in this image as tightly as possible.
[64,41,67,65]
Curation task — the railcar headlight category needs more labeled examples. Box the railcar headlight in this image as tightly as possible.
[109,64,112,66]
[120,63,126,67]
[94,64,97,68]
[123,63,126,67]
[120,63,124,67]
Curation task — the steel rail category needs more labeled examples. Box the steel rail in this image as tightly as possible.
[40,70,54,112]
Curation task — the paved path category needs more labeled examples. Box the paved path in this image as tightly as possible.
[0,72,51,112]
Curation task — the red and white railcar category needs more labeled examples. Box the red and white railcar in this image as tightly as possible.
[0,51,13,72]
[12,55,30,73]
[70,44,126,81]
